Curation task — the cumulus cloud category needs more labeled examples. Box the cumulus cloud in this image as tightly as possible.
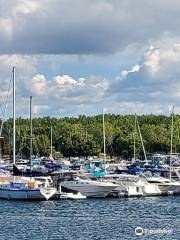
[30,74,47,96]
[0,54,37,117]
[107,44,180,114]
[2,44,180,117]
[0,53,110,117]
[27,73,109,115]
[0,0,180,54]
[1,1,180,116]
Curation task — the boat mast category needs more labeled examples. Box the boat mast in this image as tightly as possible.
[136,116,148,164]
[30,96,33,171]
[102,108,106,161]
[12,67,16,166]
[133,114,137,162]
[50,124,53,158]
[170,106,174,181]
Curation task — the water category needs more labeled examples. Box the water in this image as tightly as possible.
[0,196,179,240]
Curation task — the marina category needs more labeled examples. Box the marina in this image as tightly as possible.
[0,1,180,238]
[1,153,180,199]
[1,66,180,201]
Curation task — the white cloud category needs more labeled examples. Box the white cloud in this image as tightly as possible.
[53,75,85,87]
[1,0,180,117]
[0,0,180,54]
[119,64,141,80]
[0,18,13,40]
[30,74,47,96]
[0,53,110,116]
[144,47,161,75]
[33,104,49,114]
[2,45,180,117]
[14,1,40,15]
[108,44,180,115]
[0,54,37,118]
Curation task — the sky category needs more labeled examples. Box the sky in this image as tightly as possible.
[1,0,180,118]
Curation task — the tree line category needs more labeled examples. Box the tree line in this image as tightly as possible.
[1,114,179,159]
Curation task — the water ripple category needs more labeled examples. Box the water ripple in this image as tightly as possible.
[0,196,179,240]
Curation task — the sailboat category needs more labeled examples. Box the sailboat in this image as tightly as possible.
[0,177,56,200]
[146,106,180,195]
[13,96,49,176]
[0,67,56,200]
[103,114,162,197]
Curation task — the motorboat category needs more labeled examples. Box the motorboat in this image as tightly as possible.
[136,177,161,196]
[146,176,180,195]
[102,174,161,197]
[102,174,143,197]
[61,176,119,198]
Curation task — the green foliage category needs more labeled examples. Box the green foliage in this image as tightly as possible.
[1,114,178,159]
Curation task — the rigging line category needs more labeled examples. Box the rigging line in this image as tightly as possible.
[0,103,4,117]
[42,133,48,155]
[136,116,148,163]
[106,135,114,156]
[16,121,22,157]
[105,128,115,157]
[16,120,25,158]
[107,141,115,157]
[1,71,13,117]
[0,72,13,136]
[33,135,40,157]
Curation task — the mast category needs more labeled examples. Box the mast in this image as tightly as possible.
[12,67,16,166]
[170,106,174,181]
[133,114,137,162]
[102,108,106,161]
[30,96,33,171]
[136,116,148,164]
[50,124,53,158]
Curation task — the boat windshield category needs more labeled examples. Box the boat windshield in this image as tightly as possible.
[76,175,91,181]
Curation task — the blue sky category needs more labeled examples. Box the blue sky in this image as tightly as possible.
[0,0,180,117]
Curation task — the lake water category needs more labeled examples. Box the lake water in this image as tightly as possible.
[0,196,179,240]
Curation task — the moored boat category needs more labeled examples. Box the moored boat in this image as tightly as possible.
[0,180,56,200]
[61,176,119,198]
[146,176,180,195]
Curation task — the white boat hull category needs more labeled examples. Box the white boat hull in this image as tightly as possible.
[140,184,161,196]
[62,181,117,198]
[115,185,143,197]
[0,187,56,200]
[0,188,45,200]
[158,184,180,194]
[147,177,180,195]
[105,175,162,197]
